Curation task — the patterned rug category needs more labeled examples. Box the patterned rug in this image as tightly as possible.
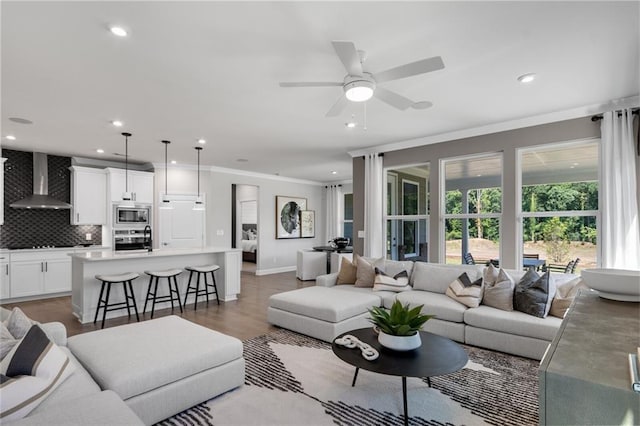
[158,329,539,426]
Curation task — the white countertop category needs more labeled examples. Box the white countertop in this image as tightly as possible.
[1,245,106,253]
[72,247,240,262]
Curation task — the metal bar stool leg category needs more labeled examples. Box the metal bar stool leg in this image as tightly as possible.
[94,281,106,324]
[203,271,210,305]
[173,276,183,313]
[167,276,175,312]
[128,280,140,322]
[193,272,201,310]
[151,276,160,318]
[101,282,112,329]
[211,270,220,305]
[143,275,154,314]
[123,282,132,318]
[183,270,194,308]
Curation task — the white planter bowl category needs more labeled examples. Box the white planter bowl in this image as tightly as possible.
[581,268,640,302]
[378,331,422,351]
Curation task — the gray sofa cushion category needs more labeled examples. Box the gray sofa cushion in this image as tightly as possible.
[513,269,556,318]
[464,305,562,341]
[411,262,483,293]
[396,290,467,323]
[269,286,381,322]
[13,391,143,426]
[333,285,397,309]
[29,347,101,415]
[68,316,243,401]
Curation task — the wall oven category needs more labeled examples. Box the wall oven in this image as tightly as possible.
[113,228,149,251]
[113,205,151,228]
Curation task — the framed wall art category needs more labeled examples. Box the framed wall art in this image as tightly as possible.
[300,210,315,238]
[276,196,307,239]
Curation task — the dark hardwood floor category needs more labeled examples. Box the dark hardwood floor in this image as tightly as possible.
[1,271,314,341]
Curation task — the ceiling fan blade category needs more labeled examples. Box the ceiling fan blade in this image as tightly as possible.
[374,56,445,83]
[374,87,414,110]
[279,82,343,87]
[325,95,349,117]
[332,41,363,76]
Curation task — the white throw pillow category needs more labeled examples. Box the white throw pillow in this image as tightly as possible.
[0,325,75,421]
[550,277,588,318]
[0,322,18,361]
[445,272,484,308]
[373,268,411,292]
[5,307,35,340]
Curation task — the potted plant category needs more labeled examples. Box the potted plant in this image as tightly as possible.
[368,300,434,351]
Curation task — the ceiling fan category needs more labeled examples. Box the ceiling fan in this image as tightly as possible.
[279,40,444,117]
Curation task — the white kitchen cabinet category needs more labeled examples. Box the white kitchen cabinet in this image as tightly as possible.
[0,253,9,300]
[70,166,106,225]
[10,251,72,298]
[107,168,154,204]
[0,158,6,225]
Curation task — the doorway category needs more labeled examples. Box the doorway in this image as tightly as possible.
[232,184,259,273]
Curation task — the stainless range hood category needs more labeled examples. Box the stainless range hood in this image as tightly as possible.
[10,152,73,209]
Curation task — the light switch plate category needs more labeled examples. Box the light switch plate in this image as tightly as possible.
[85,233,92,241]
[357,230,365,238]
[216,229,224,236]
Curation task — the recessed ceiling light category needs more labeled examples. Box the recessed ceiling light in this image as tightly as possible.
[476,174,482,177]
[111,120,123,127]
[96,149,104,154]
[5,135,16,140]
[197,139,206,144]
[110,26,127,37]
[572,162,579,166]
[345,122,356,128]
[331,171,338,175]
[517,73,536,84]
[171,160,177,164]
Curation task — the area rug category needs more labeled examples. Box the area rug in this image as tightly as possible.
[157,329,539,426]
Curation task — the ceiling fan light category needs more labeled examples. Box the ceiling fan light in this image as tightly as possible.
[344,80,375,102]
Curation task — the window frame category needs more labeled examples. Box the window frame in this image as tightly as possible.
[440,152,504,264]
[342,192,353,241]
[515,138,601,268]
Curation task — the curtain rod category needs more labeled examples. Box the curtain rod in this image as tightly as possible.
[591,108,639,122]
[360,153,385,159]
[324,184,342,188]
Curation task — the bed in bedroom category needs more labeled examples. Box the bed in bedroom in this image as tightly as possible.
[241,224,257,263]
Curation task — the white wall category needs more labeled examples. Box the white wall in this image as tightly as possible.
[154,166,325,274]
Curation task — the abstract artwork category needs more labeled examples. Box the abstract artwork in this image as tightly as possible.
[276,196,307,239]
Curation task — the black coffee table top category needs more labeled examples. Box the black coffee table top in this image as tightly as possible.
[332,328,468,378]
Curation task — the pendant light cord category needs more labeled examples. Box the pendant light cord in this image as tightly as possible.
[195,146,203,198]
[122,132,132,194]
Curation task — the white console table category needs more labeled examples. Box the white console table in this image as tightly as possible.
[539,290,640,424]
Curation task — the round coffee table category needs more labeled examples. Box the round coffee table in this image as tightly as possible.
[332,328,468,426]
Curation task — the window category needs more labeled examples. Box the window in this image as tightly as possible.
[442,153,502,264]
[518,140,599,273]
[343,193,353,241]
[385,164,429,261]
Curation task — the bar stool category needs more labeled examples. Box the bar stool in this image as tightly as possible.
[183,264,220,310]
[143,269,183,318]
[94,272,140,329]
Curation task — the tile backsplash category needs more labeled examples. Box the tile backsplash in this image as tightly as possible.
[1,149,102,248]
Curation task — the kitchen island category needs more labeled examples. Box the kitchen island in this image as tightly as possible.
[71,247,242,323]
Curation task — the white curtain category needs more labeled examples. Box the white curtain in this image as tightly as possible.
[600,108,640,269]
[325,185,343,242]
[364,153,384,258]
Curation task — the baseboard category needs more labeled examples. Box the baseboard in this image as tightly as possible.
[255,266,296,276]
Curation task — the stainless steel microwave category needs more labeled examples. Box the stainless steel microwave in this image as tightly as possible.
[113,205,151,227]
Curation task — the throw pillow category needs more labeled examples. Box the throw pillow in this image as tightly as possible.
[0,325,74,422]
[482,268,515,311]
[5,307,35,340]
[483,262,500,286]
[355,255,382,288]
[0,323,18,361]
[445,272,484,308]
[550,277,588,318]
[513,269,556,318]
[336,257,357,285]
[372,268,411,292]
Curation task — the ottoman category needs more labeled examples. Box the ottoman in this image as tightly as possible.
[267,286,381,342]
[68,316,245,425]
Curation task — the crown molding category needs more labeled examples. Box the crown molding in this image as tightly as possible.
[348,95,640,157]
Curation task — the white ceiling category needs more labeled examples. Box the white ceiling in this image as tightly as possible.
[1,1,638,183]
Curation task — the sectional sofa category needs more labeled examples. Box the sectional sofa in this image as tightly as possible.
[269,260,580,360]
[1,308,245,425]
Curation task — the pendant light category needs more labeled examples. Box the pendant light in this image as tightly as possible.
[193,146,205,211]
[119,132,135,208]
[159,140,173,210]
